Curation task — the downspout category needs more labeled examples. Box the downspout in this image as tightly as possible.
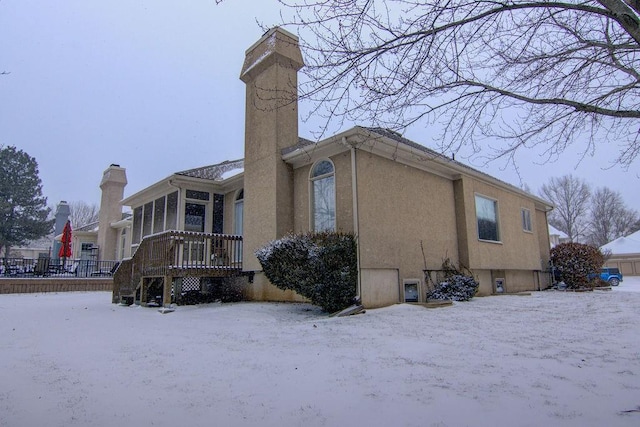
[341,136,362,299]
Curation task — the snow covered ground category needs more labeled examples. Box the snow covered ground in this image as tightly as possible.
[1,278,639,427]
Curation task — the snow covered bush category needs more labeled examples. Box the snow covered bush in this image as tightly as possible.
[550,242,604,289]
[255,232,357,313]
[428,274,479,301]
[427,259,478,301]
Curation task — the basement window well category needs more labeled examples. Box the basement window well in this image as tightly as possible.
[404,280,419,302]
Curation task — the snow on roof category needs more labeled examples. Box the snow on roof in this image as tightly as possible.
[601,229,640,254]
[548,224,568,238]
[75,221,99,232]
[175,159,244,181]
[220,167,244,180]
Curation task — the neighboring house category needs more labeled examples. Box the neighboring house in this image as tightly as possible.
[110,28,554,308]
[51,165,133,265]
[0,236,51,259]
[601,230,640,276]
[52,212,131,267]
[549,224,570,248]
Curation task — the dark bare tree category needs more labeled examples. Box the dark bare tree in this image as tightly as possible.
[69,201,99,228]
[587,186,639,245]
[277,0,640,167]
[540,174,591,242]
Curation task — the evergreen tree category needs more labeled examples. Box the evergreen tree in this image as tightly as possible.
[0,146,54,257]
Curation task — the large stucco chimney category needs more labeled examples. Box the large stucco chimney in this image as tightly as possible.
[97,164,127,261]
[240,28,304,272]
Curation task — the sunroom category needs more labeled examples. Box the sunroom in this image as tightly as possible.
[112,159,245,305]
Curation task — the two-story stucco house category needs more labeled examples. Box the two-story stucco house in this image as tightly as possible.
[108,28,553,308]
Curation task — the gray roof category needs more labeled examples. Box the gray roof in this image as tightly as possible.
[175,159,244,181]
[364,127,451,160]
[75,221,99,232]
[363,127,544,200]
[281,126,549,207]
[280,137,317,155]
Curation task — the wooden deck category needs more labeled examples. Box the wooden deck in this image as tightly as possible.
[112,230,243,304]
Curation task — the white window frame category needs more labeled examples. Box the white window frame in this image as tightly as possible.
[309,159,336,232]
[475,194,501,243]
[521,208,532,233]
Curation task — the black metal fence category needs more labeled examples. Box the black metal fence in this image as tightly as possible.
[0,257,120,278]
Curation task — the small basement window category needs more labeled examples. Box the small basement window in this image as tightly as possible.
[404,280,420,303]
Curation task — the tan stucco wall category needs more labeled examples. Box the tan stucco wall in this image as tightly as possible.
[504,270,539,293]
[457,176,545,272]
[360,268,399,308]
[244,272,307,303]
[473,269,541,295]
[355,152,459,305]
[474,269,493,296]
[452,176,551,295]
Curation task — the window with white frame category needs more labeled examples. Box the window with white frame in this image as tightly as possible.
[310,160,336,232]
[475,195,500,242]
[521,208,532,232]
[118,228,127,260]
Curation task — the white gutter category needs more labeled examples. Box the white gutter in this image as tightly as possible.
[341,136,362,298]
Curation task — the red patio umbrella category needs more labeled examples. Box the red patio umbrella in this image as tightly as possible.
[58,220,72,270]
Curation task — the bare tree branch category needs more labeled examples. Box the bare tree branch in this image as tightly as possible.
[277,0,640,167]
[587,186,639,245]
[69,201,99,228]
[540,174,591,241]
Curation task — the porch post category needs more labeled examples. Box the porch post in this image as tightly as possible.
[163,275,172,306]
[139,277,147,306]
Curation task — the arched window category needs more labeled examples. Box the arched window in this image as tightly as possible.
[310,160,336,232]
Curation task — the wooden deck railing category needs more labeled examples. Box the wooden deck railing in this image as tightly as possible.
[112,230,243,303]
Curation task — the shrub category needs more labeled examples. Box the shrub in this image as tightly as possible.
[550,242,604,289]
[427,259,478,301]
[255,232,357,313]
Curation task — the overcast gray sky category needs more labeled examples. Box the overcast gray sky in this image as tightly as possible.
[2,0,639,213]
